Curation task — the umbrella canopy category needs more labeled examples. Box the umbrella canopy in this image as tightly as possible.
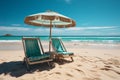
[24,10,76,52]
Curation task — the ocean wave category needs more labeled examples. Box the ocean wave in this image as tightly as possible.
[62,36,120,39]
[71,40,120,44]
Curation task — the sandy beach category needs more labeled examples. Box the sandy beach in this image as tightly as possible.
[0,41,120,80]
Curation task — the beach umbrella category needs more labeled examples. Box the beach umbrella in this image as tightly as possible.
[24,10,76,52]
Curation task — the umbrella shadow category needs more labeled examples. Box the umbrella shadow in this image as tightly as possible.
[0,61,54,77]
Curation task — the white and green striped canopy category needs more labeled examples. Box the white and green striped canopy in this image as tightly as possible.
[24,11,76,28]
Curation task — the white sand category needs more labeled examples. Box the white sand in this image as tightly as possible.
[0,41,120,80]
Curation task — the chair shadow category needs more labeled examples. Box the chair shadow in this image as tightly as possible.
[54,59,73,65]
[0,61,54,77]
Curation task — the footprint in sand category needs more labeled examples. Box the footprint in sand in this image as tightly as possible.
[82,77,101,80]
[100,67,110,71]
[75,68,82,72]
[113,70,120,75]
[74,68,85,75]
[100,65,120,75]
[116,65,120,68]
[77,64,82,67]
[104,65,112,68]
[89,69,97,72]
[66,73,73,77]
[104,58,120,65]
[49,72,61,75]
[55,72,61,75]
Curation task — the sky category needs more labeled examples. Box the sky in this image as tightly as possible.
[0,0,120,36]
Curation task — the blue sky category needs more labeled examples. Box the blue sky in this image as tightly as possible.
[0,0,120,36]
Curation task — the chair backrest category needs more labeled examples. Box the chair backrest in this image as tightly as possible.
[51,38,66,52]
[22,38,44,58]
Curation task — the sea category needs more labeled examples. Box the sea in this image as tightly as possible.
[0,36,120,44]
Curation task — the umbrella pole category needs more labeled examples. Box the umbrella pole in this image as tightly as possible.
[49,20,52,52]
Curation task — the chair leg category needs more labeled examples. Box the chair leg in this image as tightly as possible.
[23,58,25,65]
[55,55,60,62]
[26,62,30,71]
[24,58,30,71]
[71,57,74,62]
[47,62,50,66]
[48,62,55,67]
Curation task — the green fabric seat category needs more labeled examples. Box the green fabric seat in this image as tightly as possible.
[51,38,73,55]
[25,39,42,58]
[24,38,51,61]
[29,54,50,62]
[51,38,63,52]
[57,52,73,55]
[22,38,53,70]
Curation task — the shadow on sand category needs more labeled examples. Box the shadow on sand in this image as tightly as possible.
[0,59,73,78]
[54,59,73,65]
[0,61,54,77]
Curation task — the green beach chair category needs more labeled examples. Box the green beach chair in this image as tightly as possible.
[51,38,74,61]
[22,37,53,70]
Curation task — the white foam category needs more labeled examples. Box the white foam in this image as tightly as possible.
[71,40,80,42]
[0,40,21,42]
[71,39,120,44]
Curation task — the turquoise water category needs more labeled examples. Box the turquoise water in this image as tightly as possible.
[0,36,120,43]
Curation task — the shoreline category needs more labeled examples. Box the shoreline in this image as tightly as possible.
[0,41,120,50]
